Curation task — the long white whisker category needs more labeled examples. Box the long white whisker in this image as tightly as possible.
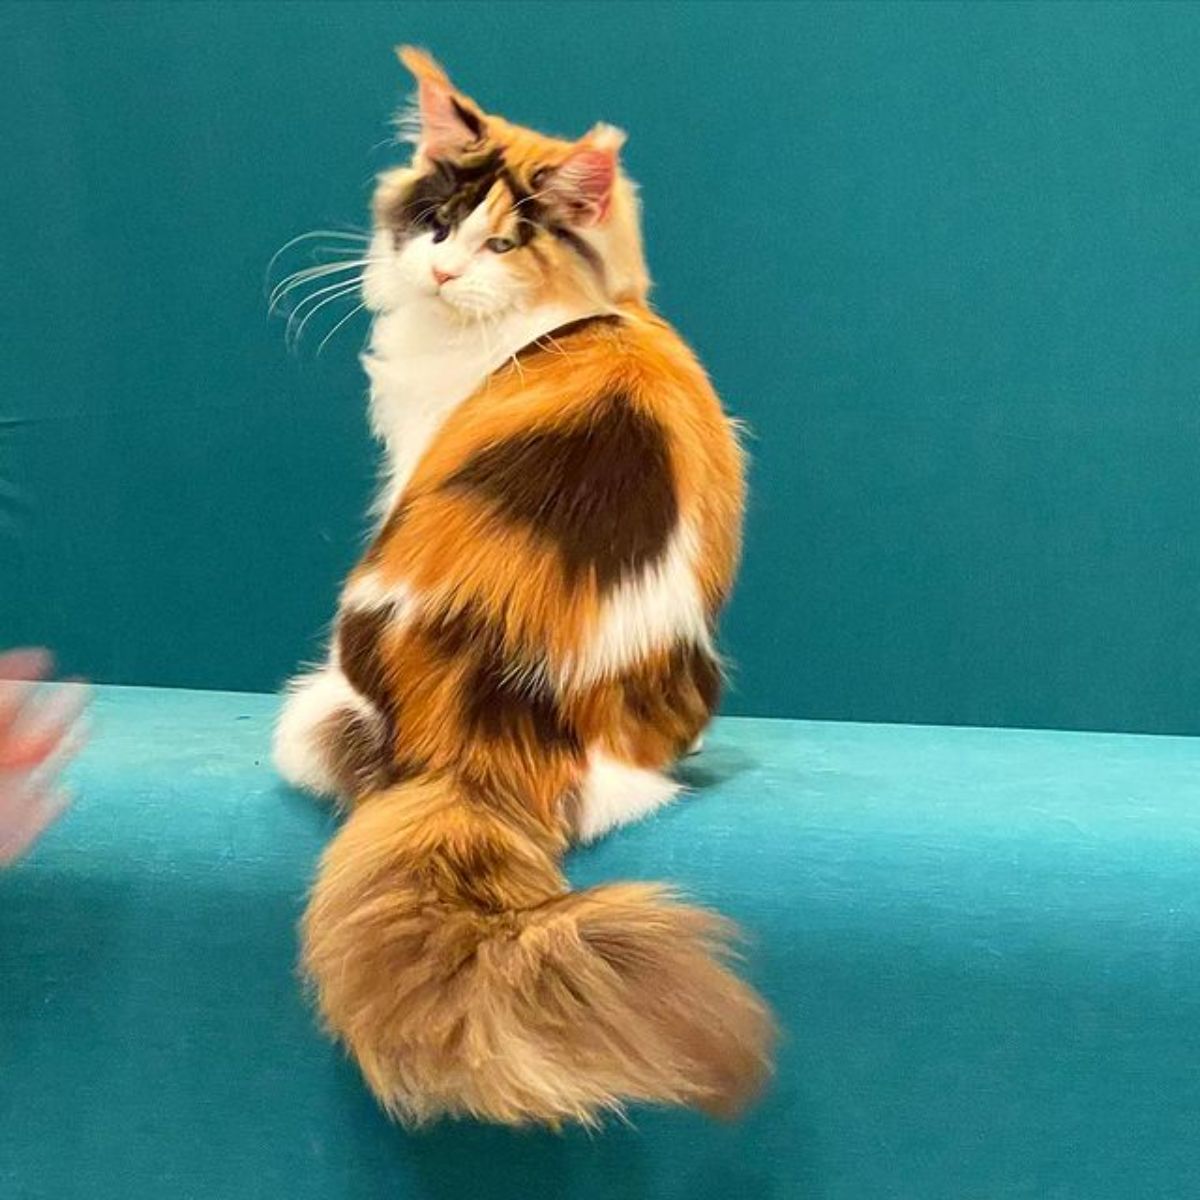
[286,278,362,346]
[512,187,554,212]
[317,301,367,355]
[404,202,444,227]
[271,257,368,287]
[479,309,512,387]
[506,316,528,382]
[269,259,375,311]
[302,228,370,239]
[275,229,370,252]
[270,264,367,311]
[475,310,495,386]
[289,286,360,350]
[309,243,376,262]
[266,229,370,282]
[283,274,363,317]
[290,283,362,349]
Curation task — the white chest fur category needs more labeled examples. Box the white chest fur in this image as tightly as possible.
[362,299,597,516]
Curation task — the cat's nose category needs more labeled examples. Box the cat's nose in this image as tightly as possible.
[432,267,459,287]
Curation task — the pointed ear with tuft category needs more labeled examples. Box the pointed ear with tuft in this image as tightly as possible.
[539,125,625,227]
[395,45,486,159]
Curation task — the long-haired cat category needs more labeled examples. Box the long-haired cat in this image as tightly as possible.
[274,47,774,1127]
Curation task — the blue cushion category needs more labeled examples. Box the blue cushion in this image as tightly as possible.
[2,685,1198,1198]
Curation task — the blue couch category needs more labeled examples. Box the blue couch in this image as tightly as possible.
[2,685,1198,1198]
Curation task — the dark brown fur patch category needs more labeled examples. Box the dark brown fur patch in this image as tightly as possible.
[620,644,722,755]
[549,223,606,281]
[464,652,579,753]
[450,97,485,141]
[687,646,723,712]
[511,314,622,365]
[420,606,579,755]
[445,391,677,590]
[385,149,505,237]
[423,606,486,664]
[338,608,395,718]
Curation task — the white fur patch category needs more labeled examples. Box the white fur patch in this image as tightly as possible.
[273,667,376,798]
[561,520,714,689]
[340,571,418,620]
[574,750,681,843]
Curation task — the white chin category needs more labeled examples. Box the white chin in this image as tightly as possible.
[441,294,503,320]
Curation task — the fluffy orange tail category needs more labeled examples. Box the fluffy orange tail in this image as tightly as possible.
[301,775,774,1127]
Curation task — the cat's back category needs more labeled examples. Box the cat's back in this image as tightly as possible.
[394,305,745,618]
[412,305,745,507]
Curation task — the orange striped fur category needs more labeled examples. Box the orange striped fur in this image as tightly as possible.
[276,47,773,1127]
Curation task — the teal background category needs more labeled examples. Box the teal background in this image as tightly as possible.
[2,1,1199,734]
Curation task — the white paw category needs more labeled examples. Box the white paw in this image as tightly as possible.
[574,752,681,844]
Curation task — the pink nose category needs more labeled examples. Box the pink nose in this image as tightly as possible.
[432,267,459,287]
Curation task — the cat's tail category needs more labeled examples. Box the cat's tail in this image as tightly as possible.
[301,772,774,1127]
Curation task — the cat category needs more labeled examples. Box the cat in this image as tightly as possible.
[274,46,773,1128]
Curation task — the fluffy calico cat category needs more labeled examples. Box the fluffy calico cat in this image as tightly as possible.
[274,47,773,1127]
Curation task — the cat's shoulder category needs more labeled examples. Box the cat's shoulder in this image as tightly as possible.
[508,306,717,414]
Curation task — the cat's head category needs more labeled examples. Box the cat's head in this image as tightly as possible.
[363,47,649,320]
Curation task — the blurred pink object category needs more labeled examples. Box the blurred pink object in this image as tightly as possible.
[0,649,89,865]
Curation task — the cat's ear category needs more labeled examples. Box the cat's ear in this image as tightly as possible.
[540,125,625,226]
[396,46,486,158]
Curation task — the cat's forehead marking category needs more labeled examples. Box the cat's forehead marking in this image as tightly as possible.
[392,147,547,246]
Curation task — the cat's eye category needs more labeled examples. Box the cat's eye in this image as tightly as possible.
[431,222,450,244]
[485,236,516,254]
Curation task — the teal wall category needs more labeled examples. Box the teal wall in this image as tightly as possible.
[2,1,1199,734]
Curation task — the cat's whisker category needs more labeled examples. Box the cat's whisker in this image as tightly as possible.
[317,301,368,355]
[269,259,375,312]
[474,309,495,379]
[286,275,362,330]
[511,188,553,213]
[367,133,399,156]
[274,276,365,330]
[282,272,366,314]
[404,202,444,227]
[533,334,570,358]
[506,334,527,383]
[270,268,361,312]
[290,282,364,350]
[482,307,512,387]
[288,277,362,338]
[266,229,371,283]
[309,244,381,264]
[272,258,365,286]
